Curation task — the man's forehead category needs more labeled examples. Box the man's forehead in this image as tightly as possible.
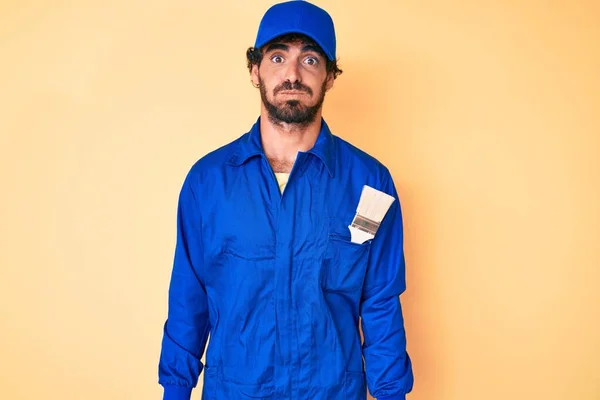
[263,39,322,53]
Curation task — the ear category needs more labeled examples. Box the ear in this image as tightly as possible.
[250,64,260,87]
[325,71,335,91]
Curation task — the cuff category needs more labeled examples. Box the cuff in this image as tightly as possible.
[163,386,193,400]
[378,395,406,400]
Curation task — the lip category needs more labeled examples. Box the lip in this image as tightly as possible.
[278,91,308,95]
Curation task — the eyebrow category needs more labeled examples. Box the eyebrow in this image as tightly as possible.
[264,43,289,53]
[301,44,322,55]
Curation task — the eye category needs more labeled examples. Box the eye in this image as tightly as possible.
[304,57,319,66]
[271,55,284,63]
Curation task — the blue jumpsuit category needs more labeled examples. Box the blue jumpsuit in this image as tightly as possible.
[158,118,414,399]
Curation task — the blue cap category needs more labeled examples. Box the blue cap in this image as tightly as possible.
[254,1,337,61]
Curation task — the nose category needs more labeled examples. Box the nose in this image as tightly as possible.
[284,59,301,84]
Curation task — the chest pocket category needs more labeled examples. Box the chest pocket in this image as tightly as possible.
[321,217,372,293]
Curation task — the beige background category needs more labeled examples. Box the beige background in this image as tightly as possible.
[1,0,599,399]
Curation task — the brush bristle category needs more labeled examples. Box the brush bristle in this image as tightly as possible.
[356,185,395,223]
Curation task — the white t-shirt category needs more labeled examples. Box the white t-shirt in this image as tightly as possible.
[274,172,290,193]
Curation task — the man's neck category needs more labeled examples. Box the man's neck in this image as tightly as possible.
[259,110,322,173]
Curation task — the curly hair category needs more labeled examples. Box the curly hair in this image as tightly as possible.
[246,33,343,80]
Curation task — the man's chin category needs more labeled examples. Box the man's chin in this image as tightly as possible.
[262,97,320,125]
[269,109,315,125]
[275,99,306,108]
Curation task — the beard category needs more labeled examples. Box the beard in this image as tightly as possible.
[259,76,327,127]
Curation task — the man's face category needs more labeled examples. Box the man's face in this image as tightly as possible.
[252,39,334,126]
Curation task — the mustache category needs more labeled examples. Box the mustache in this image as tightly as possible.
[274,81,313,96]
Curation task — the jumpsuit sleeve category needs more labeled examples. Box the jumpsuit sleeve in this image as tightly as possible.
[360,170,414,400]
[158,172,211,400]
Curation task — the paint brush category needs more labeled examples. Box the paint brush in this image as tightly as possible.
[348,185,395,244]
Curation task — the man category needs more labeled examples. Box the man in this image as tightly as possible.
[158,1,414,399]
